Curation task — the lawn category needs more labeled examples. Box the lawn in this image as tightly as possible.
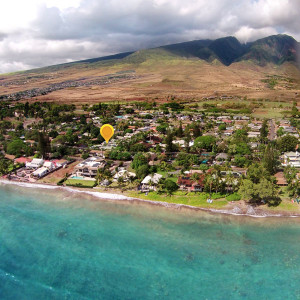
[264,198,300,213]
[65,179,95,188]
[127,191,229,209]
[157,171,178,182]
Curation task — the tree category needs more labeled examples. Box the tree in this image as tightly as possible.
[191,172,200,182]
[284,165,297,185]
[117,176,125,187]
[24,102,29,117]
[165,131,174,153]
[131,153,148,170]
[260,119,269,143]
[232,129,248,143]
[193,135,216,152]
[38,132,51,159]
[6,139,29,157]
[218,123,226,131]
[233,155,249,167]
[177,121,183,138]
[225,172,235,194]
[164,179,179,195]
[156,124,168,134]
[0,158,9,175]
[247,163,270,184]
[228,142,251,156]
[184,132,191,153]
[192,122,201,138]
[277,135,298,152]
[262,145,279,175]
[256,178,278,203]
[276,127,285,137]
[136,164,150,179]
[287,178,300,197]
[291,102,299,117]
[238,179,255,201]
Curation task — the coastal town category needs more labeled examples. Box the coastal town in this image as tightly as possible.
[1,97,300,211]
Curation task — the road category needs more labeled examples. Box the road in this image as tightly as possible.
[268,119,276,141]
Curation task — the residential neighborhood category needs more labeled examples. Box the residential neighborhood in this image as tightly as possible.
[1,98,300,206]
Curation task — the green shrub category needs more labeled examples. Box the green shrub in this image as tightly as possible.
[57,178,65,186]
[226,193,241,201]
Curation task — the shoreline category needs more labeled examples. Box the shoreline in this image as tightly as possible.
[1,178,300,219]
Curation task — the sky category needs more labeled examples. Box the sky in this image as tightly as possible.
[0,0,299,73]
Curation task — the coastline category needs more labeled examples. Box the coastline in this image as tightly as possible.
[1,178,300,218]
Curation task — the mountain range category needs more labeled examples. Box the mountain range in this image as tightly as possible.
[65,34,299,68]
[0,34,299,105]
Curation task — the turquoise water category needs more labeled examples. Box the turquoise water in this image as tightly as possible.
[1,184,300,299]
[70,176,86,180]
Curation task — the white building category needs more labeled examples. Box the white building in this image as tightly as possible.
[140,173,163,191]
[26,158,44,169]
[282,152,300,168]
[113,170,136,182]
[32,167,48,178]
[43,161,56,170]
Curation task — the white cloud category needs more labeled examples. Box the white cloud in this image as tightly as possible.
[0,0,299,73]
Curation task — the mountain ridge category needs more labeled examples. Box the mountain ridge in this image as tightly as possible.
[10,34,299,75]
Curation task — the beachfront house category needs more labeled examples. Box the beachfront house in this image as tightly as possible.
[43,161,56,171]
[139,173,163,192]
[113,170,136,182]
[177,175,205,192]
[26,158,44,169]
[32,167,49,178]
[74,157,106,178]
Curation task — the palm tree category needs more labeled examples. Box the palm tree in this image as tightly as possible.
[225,172,234,195]
[191,172,200,183]
[95,169,102,185]
[205,174,214,198]
[117,176,125,187]
[148,179,154,191]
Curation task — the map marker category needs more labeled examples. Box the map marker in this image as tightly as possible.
[100,124,114,143]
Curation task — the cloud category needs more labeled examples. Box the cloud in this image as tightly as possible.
[0,0,300,73]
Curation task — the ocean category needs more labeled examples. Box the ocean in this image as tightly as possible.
[1,182,300,300]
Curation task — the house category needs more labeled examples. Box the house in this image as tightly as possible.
[248,131,260,138]
[177,175,205,192]
[113,170,136,182]
[231,166,247,176]
[74,157,106,178]
[26,158,44,169]
[43,161,56,170]
[215,153,229,161]
[223,130,234,136]
[282,152,300,167]
[139,173,163,192]
[249,142,260,149]
[32,167,49,178]
[15,157,32,165]
[274,172,288,186]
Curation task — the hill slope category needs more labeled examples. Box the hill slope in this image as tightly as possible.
[0,34,299,104]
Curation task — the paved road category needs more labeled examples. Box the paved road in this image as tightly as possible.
[268,119,276,141]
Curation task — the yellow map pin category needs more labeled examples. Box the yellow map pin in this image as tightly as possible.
[100,124,114,143]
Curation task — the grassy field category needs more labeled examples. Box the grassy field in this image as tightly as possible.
[65,179,95,188]
[127,191,229,209]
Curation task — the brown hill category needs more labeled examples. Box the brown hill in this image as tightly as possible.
[0,35,299,105]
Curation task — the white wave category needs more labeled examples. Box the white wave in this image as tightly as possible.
[0,179,58,190]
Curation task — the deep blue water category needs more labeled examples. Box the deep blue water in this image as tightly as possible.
[1,183,300,299]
